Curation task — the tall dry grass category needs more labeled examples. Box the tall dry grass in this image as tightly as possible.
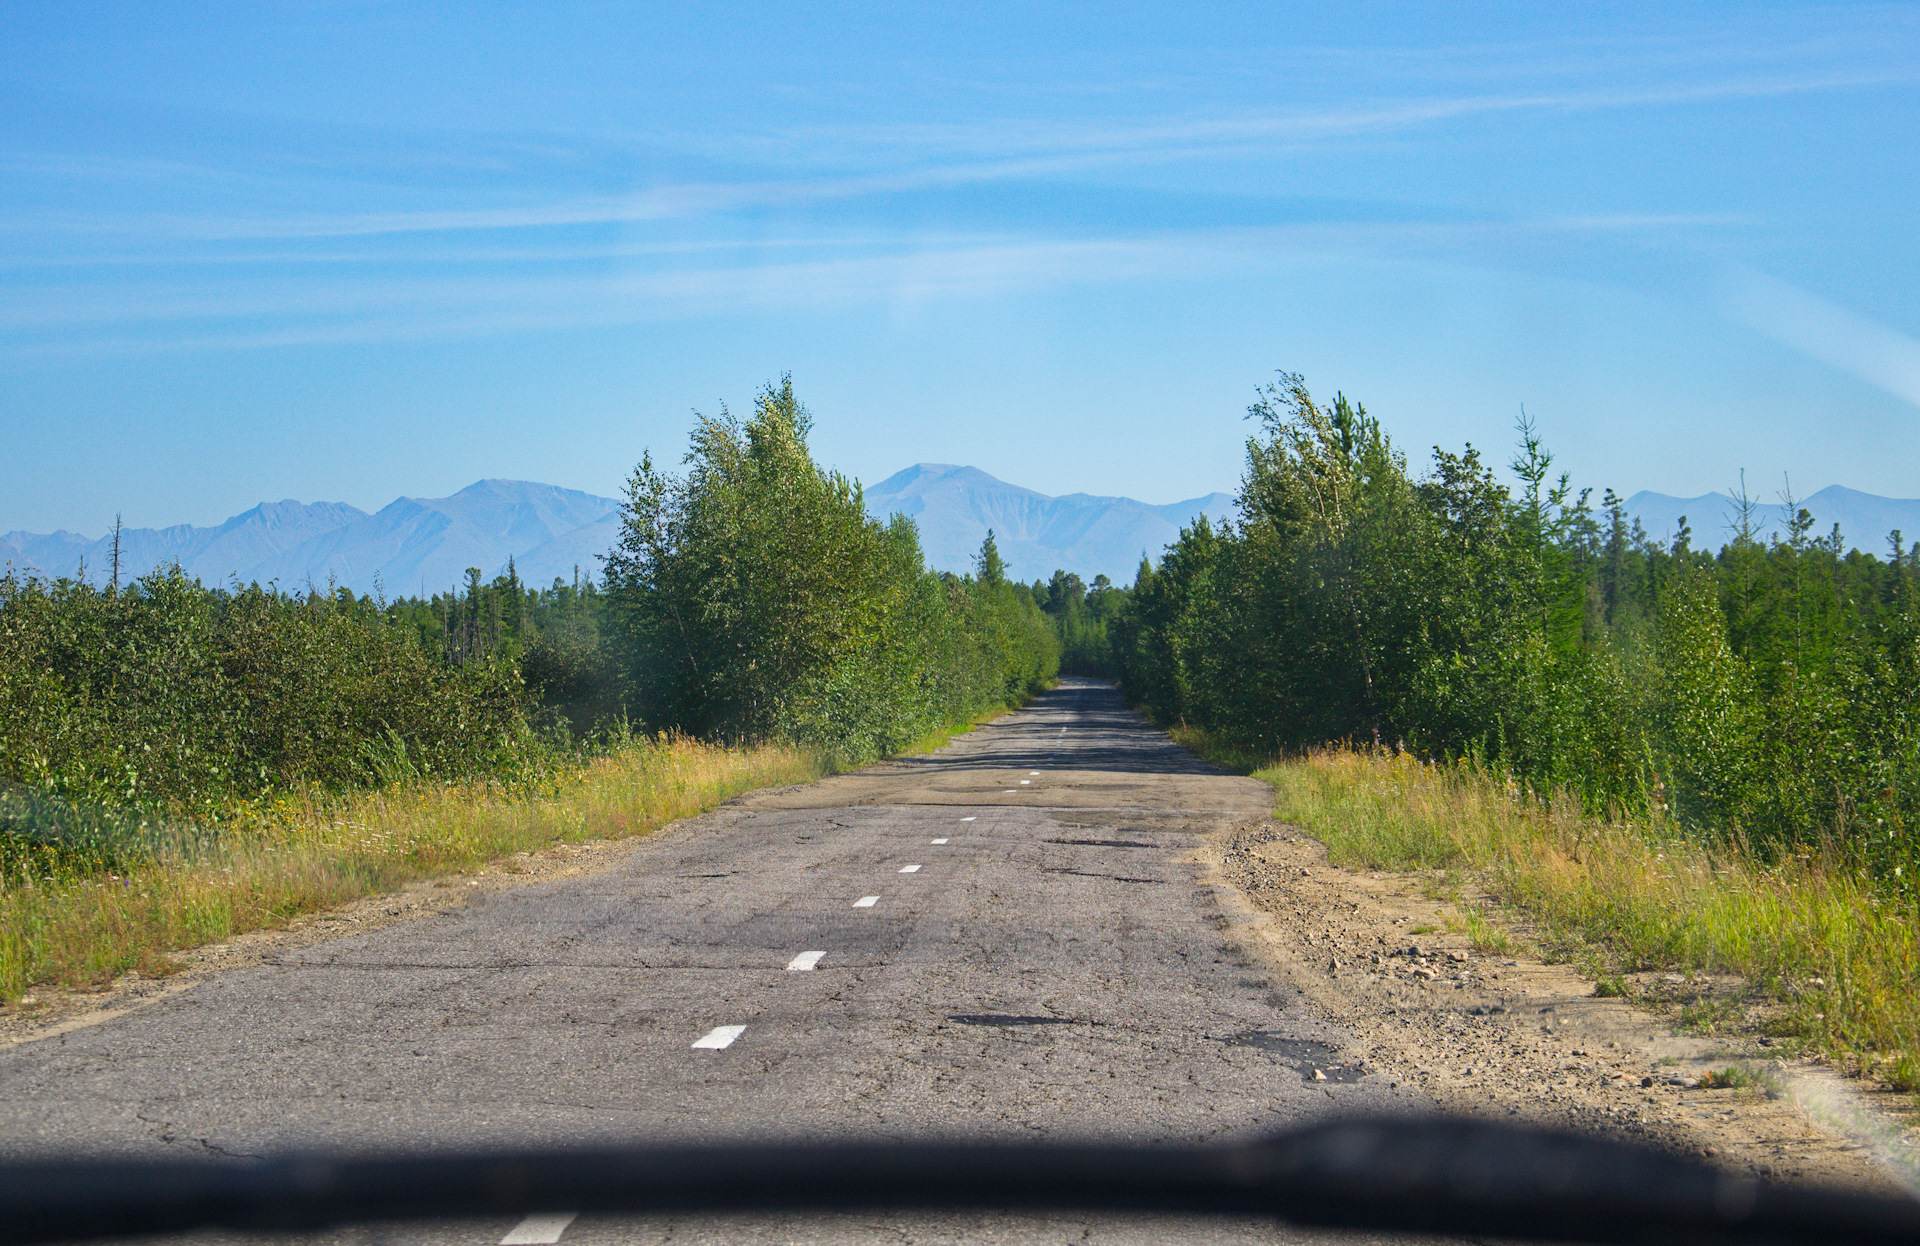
[1244,745,1920,1092]
[0,737,822,1002]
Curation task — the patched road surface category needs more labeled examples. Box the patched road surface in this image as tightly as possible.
[0,678,1434,1244]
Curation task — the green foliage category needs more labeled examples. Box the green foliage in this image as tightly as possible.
[1114,371,1920,883]
[382,561,626,735]
[0,567,539,877]
[1657,567,1761,827]
[1033,569,1126,675]
[604,377,1057,762]
[2,375,1063,886]
[1462,906,1514,954]
[1699,1065,1757,1089]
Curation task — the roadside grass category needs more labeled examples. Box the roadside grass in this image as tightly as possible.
[1462,907,1515,955]
[1700,1065,1759,1091]
[1169,726,1274,778]
[1186,736,1920,1095]
[891,701,1023,760]
[0,737,824,1003]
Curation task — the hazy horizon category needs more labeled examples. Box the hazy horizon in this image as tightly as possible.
[11,464,1919,545]
[11,465,1918,599]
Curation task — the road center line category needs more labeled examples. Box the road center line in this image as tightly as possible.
[853,895,880,907]
[1019,780,1030,785]
[930,837,948,844]
[787,950,826,971]
[691,1025,747,1050]
[899,864,922,873]
[960,816,976,821]
[501,1212,578,1244]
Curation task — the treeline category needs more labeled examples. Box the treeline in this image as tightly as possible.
[0,573,534,828]
[1109,373,1920,884]
[0,379,1056,853]
[605,378,1056,760]
[1029,569,1127,676]
[382,566,626,735]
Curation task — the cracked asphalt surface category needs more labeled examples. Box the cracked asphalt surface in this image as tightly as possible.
[0,678,1437,1244]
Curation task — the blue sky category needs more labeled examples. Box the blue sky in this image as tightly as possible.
[4,1,1918,536]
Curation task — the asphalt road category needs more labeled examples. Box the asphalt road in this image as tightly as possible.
[0,678,1430,1244]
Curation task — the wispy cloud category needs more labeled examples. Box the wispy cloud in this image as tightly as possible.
[797,69,1912,162]
[0,213,1752,348]
[2,64,1898,250]
[0,231,1292,352]
[1720,267,1920,410]
[1,18,1907,364]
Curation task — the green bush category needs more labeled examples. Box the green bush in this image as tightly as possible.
[0,568,538,869]
[604,377,1057,762]
[1113,371,1920,885]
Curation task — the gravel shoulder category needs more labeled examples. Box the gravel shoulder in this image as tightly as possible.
[1201,819,1919,1195]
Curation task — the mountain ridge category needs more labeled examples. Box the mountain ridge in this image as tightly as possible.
[12,474,1915,598]
[863,463,1233,581]
[0,468,1236,593]
[1625,486,1920,552]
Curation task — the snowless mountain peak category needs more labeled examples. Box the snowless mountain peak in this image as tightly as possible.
[863,464,1234,582]
[1,469,1219,593]
[10,475,1917,597]
[1626,487,1920,552]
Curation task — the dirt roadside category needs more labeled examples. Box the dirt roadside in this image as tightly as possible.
[1200,818,1920,1195]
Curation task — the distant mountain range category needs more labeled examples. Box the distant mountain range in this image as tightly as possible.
[863,464,1234,583]
[1,481,620,598]
[11,474,1912,597]
[1,467,1235,595]
[1626,486,1920,553]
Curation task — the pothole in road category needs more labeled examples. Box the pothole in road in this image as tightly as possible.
[948,1014,1086,1027]
[1039,867,1166,884]
[1223,1031,1368,1083]
[1043,838,1159,848]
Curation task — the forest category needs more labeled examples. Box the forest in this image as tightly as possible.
[1105,373,1920,888]
[0,379,1057,877]
[9,368,1918,896]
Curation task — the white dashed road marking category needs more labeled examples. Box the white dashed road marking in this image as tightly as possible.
[787,950,826,971]
[931,838,949,844]
[501,1212,578,1244]
[961,816,976,822]
[899,864,922,873]
[854,895,880,907]
[692,1025,747,1050]
[1030,771,1040,775]
[1019,780,1030,785]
